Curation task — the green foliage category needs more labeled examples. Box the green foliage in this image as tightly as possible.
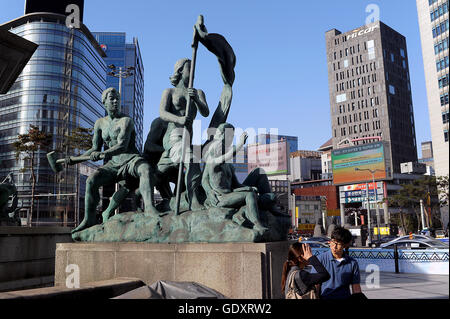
[62,127,93,155]
[388,175,445,230]
[13,125,53,161]
[12,125,53,222]
[388,176,440,209]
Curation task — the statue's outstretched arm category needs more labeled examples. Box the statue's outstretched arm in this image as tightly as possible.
[211,132,247,165]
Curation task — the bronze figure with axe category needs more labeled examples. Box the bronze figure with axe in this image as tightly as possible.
[46,150,105,173]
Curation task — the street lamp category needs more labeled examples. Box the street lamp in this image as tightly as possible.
[107,64,135,96]
[355,167,384,245]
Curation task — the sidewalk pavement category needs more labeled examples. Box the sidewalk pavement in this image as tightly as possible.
[360,272,449,299]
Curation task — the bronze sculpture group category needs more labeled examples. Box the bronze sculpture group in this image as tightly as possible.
[46,16,290,242]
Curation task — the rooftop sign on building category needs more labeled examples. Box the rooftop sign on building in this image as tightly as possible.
[25,0,84,22]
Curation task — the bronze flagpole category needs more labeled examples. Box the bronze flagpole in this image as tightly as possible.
[174,15,203,215]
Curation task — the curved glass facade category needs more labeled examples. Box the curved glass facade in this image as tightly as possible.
[0,17,106,226]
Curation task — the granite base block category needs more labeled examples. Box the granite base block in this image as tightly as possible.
[55,242,290,299]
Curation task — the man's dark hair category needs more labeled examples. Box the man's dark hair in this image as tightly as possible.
[331,227,353,244]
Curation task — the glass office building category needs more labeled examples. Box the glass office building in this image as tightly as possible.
[92,32,144,152]
[0,13,107,226]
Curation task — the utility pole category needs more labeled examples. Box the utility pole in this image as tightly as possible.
[372,175,382,242]
[420,199,426,231]
[365,182,372,246]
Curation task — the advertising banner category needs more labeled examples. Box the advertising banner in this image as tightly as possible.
[339,182,384,204]
[332,142,389,185]
[247,141,289,176]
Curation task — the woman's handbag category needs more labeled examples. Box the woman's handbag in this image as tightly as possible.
[285,270,319,299]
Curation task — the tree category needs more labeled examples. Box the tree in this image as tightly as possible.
[388,176,442,232]
[388,183,421,233]
[61,126,93,156]
[13,125,52,225]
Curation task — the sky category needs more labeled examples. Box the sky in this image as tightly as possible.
[0,0,432,157]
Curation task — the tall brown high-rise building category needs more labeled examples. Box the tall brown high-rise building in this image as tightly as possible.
[325,21,418,174]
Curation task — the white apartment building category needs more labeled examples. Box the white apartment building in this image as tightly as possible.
[416,0,449,178]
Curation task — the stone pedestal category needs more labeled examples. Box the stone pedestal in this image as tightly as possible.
[55,242,291,299]
[0,227,72,292]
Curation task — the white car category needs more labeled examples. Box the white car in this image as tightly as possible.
[380,238,448,250]
[379,235,434,248]
[299,240,330,248]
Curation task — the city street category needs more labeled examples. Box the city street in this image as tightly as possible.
[361,272,449,299]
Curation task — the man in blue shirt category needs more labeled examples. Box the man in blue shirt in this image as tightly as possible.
[313,227,362,299]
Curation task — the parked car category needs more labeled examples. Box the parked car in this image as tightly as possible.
[379,234,433,248]
[380,238,449,250]
[306,236,331,243]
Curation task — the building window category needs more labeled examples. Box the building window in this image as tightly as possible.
[344,59,349,68]
[437,56,449,72]
[441,92,449,106]
[438,74,449,88]
[442,111,449,124]
[430,2,448,22]
[434,38,449,54]
[432,20,449,38]
[389,85,396,95]
[367,40,375,60]
[444,130,449,142]
[400,48,405,58]
[336,93,347,103]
